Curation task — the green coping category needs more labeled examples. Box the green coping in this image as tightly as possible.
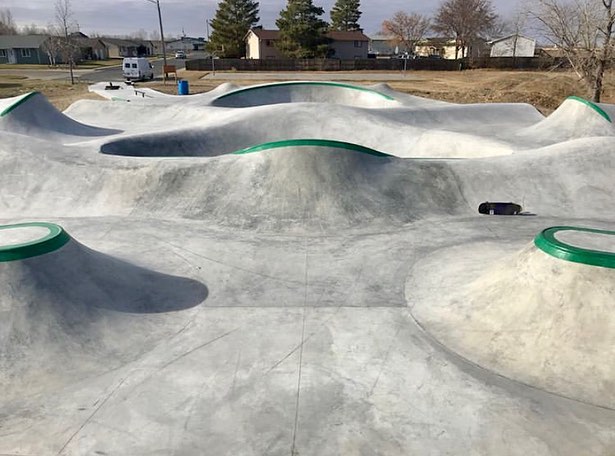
[0,92,39,117]
[566,96,612,123]
[233,139,392,157]
[534,226,615,269]
[215,81,395,101]
[0,222,71,262]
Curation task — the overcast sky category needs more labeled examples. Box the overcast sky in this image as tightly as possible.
[4,0,524,38]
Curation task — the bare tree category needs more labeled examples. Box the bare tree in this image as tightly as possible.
[0,8,17,35]
[433,0,498,59]
[381,11,431,55]
[54,0,79,84]
[528,0,614,102]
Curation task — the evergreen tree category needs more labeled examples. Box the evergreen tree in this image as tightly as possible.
[330,0,362,31]
[208,0,259,58]
[276,0,329,58]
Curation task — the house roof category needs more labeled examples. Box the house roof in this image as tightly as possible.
[326,31,369,42]
[100,38,140,47]
[488,34,536,45]
[416,37,456,47]
[249,28,280,40]
[248,28,369,42]
[0,35,49,49]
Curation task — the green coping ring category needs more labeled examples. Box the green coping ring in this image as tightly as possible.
[233,139,392,158]
[534,226,615,269]
[0,222,71,262]
[214,81,395,101]
[0,92,39,117]
[566,96,612,123]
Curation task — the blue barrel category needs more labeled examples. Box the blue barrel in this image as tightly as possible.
[178,80,189,95]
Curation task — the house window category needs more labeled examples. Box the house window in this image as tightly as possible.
[265,40,271,47]
[21,48,31,57]
[354,41,362,48]
[0,49,6,57]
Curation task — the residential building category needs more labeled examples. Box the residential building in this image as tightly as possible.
[245,28,283,59]
[0,35,55,64]
[326,31,369,59]
[99,38,143,58]
[166,37,206,52]
[414,38,465,59]
[245,28,370,59]
[368,34,413,58]
[488,34,536,58]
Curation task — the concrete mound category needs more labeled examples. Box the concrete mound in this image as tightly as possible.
[0,92,120,141]
[0,222,207,399]
[129,141,470,231]
[519,96,614,144]
[409,232,615,408]
[210,81,397,108]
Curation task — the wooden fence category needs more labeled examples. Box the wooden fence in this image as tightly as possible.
[186,57,565,72]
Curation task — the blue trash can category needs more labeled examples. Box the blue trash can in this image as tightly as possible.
[178,80,189,95]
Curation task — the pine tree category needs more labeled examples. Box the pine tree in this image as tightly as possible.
[208,0,259,58]
[330,0,362,31]
[276,0,329,58]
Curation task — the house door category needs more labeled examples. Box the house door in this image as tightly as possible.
[8,49,17,64]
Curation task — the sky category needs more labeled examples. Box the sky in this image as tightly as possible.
[4,0,523,38]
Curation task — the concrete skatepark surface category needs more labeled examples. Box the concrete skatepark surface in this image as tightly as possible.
[1,81,615,455]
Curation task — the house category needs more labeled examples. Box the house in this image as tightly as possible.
[368,34,413,58]
[70,34,109,60]
[0,35,55,64]
[245,28,370,59]
[245,28,283,59]
[414,38,466,59]
[326,31,369,59]
[99,38,143,58]
[166,37,206,52]
[488,34,536,58]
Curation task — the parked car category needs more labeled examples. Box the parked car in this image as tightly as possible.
[175,50,186,59]
[122,57,154,81]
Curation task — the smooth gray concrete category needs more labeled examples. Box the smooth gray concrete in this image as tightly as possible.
[1,82,615,455]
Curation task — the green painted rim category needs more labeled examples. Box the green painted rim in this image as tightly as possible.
[0,222,71,262]
[534,226,615,269]
[233,139,392,157]
[215,81,395,101]
[567,96,612,123]
[0,92,39,117]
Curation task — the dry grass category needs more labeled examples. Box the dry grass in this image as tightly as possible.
[1,69,614,114]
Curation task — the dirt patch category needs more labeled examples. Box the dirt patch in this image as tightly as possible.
[1,69,614,114]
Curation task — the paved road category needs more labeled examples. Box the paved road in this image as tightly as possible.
[0,58,185,83]
[82,58,185,83]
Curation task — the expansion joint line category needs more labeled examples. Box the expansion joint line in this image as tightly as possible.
[291,238,309,455]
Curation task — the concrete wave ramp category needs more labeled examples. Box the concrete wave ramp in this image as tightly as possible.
[0,222,207,400]
[211,81,397,108]
[0,92,120,141]
[132,140,470,230]
[408,226,615,409]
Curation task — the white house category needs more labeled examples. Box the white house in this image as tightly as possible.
[489,34,536,58]
[245,28,370,59]
[245,28,283,59]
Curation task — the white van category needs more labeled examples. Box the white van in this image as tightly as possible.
[122,58,154,81]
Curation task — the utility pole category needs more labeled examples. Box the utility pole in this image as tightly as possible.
[146,0,167,69]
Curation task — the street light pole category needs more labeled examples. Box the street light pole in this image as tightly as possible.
[146,0,167,69]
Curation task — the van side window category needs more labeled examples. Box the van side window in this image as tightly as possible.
[132,63,137,68]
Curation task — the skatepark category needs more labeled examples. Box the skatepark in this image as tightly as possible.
[1,80,615,455]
